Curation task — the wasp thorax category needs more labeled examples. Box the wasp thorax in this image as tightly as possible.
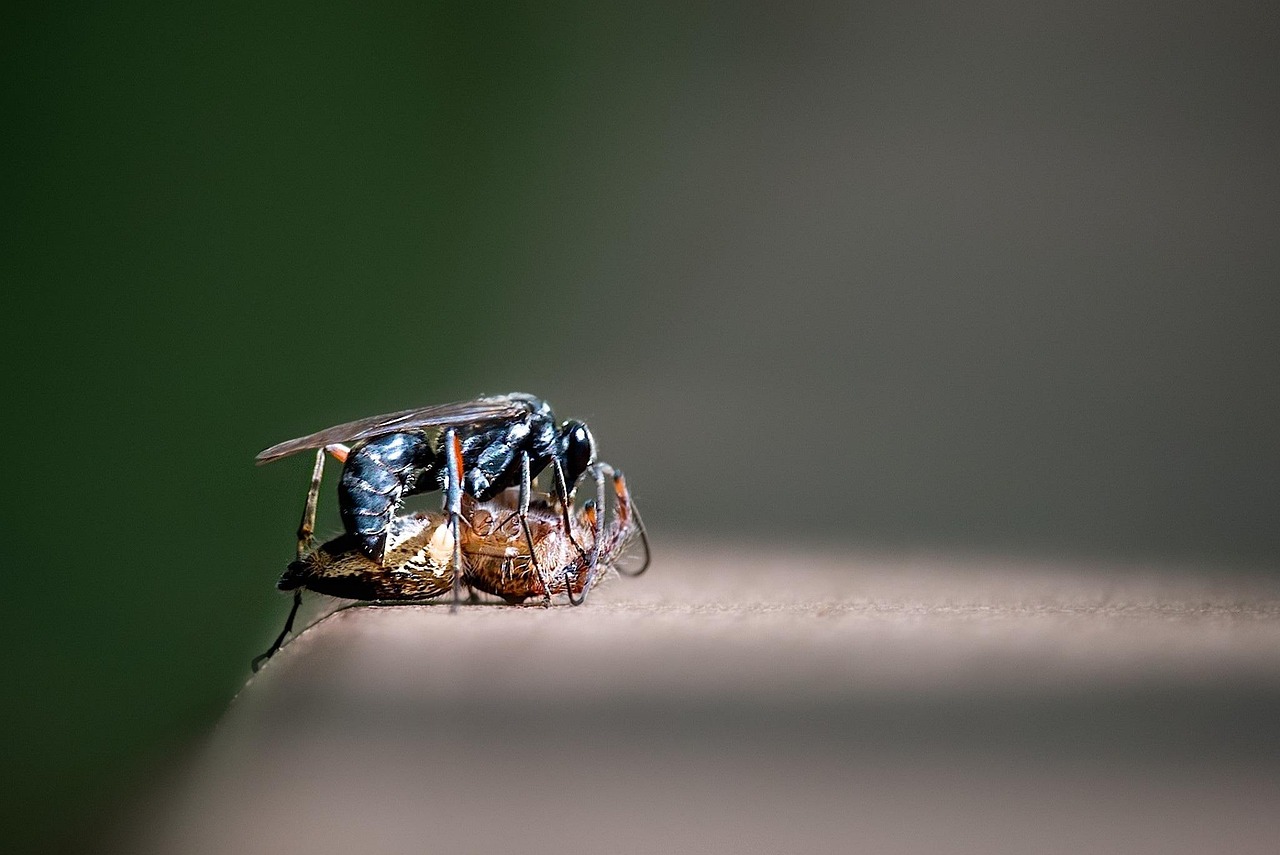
[427,522,456,567]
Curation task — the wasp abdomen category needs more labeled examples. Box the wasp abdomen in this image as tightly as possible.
[339,432,438,560]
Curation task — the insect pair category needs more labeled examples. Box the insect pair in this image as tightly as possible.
[251,394,650,670]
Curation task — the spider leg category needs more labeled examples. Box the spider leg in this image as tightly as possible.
[251,589,303,672]
[566,463,608,605]
[514,451,553,605]
[614,469,651,577]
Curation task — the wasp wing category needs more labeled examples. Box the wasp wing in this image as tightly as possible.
[255,396,531,464]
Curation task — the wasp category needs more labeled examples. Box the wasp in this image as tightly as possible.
[251,465,646,670]
[256,393,649,606]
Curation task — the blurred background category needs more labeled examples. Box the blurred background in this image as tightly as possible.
[3,1,1278,852]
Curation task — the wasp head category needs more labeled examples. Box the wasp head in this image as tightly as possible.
[559,420,596,490]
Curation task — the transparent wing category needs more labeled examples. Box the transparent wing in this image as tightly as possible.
[255,395,531,464]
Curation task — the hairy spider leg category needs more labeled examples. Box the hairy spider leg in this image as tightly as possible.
[251,589,302,672]
[613,469,650,578]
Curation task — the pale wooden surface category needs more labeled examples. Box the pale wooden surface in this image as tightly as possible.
[130,546,1280,854]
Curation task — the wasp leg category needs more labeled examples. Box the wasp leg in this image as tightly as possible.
[294,444,351,559]
[296,449,327,559]
[566,463,609,605]
[551,457,589,562]
[251,589,303,672]
[510,451,554,605]
[443,429,466,611]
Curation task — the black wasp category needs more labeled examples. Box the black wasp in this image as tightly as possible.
[256,393,649,604]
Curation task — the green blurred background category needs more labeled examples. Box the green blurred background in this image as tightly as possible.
[4,1,1278,851]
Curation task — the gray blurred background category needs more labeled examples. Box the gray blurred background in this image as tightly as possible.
[4,1,1278,852]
